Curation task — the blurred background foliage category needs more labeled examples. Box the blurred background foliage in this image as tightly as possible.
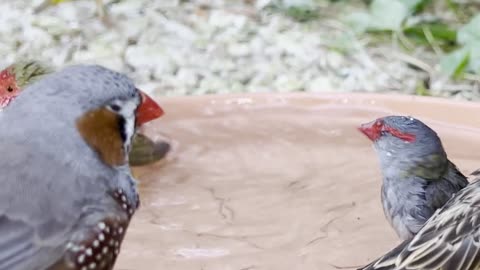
[270,0,480,81]
[3,0,479,99]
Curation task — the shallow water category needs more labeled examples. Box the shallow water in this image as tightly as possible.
[116,93,480,270]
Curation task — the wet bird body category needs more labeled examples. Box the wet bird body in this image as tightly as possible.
[0,65,162,269]
[359,116,468,240]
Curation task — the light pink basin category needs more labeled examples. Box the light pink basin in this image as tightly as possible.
[117,93,480,270]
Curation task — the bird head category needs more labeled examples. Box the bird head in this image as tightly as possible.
[358,115,448,179]
[0,60,52,109]
[0,68,20,108]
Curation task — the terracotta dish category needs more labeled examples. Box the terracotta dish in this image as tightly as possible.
[119,93,480,270]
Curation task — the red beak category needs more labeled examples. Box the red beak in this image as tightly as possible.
[357,120,379,141]
[136,91,164,126]
[0,95,18,109]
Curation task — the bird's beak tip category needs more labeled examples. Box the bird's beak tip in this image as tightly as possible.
[136,91,164,126]
[357,122,376,141]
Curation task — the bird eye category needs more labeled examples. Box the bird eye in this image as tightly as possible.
[109,104,121,112]
[6,86,13,92]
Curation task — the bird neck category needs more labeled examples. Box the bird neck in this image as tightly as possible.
[380,153,448,181]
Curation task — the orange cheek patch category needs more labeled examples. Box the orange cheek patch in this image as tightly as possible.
[76,108,126,166]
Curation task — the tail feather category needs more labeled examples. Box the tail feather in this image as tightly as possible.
[358,240,409,270]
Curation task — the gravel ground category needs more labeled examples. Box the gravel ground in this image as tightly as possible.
[1,0,478,99]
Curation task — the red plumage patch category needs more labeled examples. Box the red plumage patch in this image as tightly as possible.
[385,125,416,142]
[0,68,20,108]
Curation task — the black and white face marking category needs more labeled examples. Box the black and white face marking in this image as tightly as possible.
[106,95,141,155]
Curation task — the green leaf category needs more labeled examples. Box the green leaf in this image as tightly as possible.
[400,0,431,13]
[457,14,480,45]
[368,0,408,31]
[440,48,470,78]
[415,81,430,96]
[284,6,319,22]
[404,23,457,44]
[400,0,422,12]
[466,42,480,74]
[422,24,457,42]
[50,0,68,4]
[344,12,372,34]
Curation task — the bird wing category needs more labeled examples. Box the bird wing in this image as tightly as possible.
[359,179,480,270]
[0,138,84,270]
[0,216,67,270]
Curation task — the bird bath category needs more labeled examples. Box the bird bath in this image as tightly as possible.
[116,93,480,270]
